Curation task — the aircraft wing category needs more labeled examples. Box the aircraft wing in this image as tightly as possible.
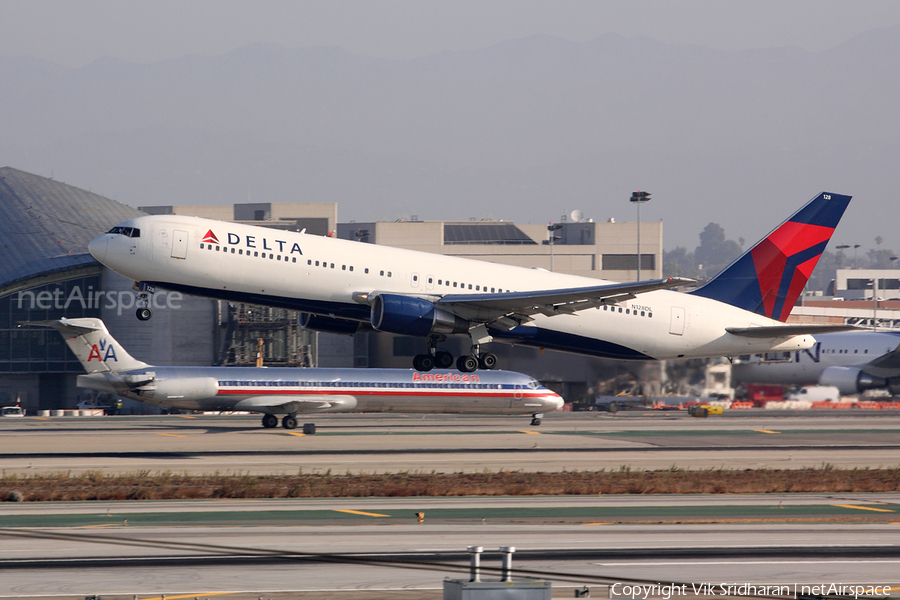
[860,342,900,378]
[234,395,358,414]
[436,277,695,324]
[725,324,864,338]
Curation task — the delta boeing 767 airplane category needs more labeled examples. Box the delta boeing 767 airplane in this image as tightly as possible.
[33,318,563,430]
[89,192,855,372]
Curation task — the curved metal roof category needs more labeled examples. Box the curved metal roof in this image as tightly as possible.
[0,167,143,295]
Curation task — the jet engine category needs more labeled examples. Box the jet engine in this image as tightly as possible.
[152,377,219,406]
[819,366,886,395]
[370,294,468,337]
[299,313,366,335]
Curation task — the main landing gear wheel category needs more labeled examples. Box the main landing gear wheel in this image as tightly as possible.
[434,350,454,369]
[413,354,435,372]
[136,307,152,321]
[457,355,479,373]
[262,414,278,429]
[282,415,298,429]
[478,352,498,370]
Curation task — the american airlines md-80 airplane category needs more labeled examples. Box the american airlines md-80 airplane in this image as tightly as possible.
[34,318,563,430]
[89,192,854,372]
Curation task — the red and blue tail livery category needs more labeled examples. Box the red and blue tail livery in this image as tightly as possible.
[690,192,851,321]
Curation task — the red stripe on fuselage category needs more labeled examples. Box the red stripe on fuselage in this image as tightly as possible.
[216,389,549,398]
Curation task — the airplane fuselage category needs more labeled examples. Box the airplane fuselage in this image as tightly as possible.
[89,215,816,361]
[732,331,900,385]
[78,366,563,416]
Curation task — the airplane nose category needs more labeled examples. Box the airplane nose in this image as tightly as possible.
[548,394,565,412]
[88,235,107,262]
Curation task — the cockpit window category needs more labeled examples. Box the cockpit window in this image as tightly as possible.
[107,226,140,238]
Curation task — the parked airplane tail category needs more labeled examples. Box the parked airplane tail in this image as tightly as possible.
[689,192,851,322]
[28,318,150,373]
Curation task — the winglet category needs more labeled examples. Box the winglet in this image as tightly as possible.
[689,192,851,321]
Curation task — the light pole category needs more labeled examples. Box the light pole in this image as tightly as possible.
[547,223,563,272]
[630,191,651,281]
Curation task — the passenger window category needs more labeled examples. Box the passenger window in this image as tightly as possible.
[292,257,296,263]
[380,270,384,276]
[262,252,266,258]
[387,271,391,277]
[331,263,334,268]
[350,266,354,271]
[254,251,258,257]
[453,282,457,287]
[200,243,205,249]
[468,284,472,290]
[231,248,235,254]
[365,268,369,274]
[316,261,320,266]
[277,255,281,261]
[308,259,312,265]
[342,265,346,270]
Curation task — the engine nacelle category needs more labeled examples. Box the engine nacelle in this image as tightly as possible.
[819,366,886,396]
[152,377,219,405]
[299,313,365,335]
[370,294,468,337]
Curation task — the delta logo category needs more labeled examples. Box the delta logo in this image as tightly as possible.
[199,229,304,255]
[87,338,118,362]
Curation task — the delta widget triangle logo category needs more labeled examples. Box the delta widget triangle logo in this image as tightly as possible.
[202,230,219,244]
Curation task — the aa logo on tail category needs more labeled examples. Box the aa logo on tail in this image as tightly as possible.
[87,338,118,362]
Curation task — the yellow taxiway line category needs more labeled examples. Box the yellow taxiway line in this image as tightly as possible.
[334,509,391,517]
[833,504,895,513]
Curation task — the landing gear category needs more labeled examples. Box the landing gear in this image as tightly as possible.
[135,285,153,321]
[302,422,317,435]
[261,414,278,429]
[479,352,498,370]
[457,355,478,373]
[413,354,435,372]
[531,413,544,426]
[457,350,498,373]
[434,350,454,369]
[282,415,297,429]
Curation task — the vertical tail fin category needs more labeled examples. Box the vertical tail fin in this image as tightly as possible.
[31,318,150,373]
[689,192,851,321]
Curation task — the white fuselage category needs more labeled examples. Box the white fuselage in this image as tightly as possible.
[732,331,900,385]
[89,215,816,361]
[80,367,563,416]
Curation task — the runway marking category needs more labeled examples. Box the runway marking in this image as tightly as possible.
[178,415,196,419]
[581,522,612,526]
[139,594,238,600]
[283,432,306,437]
[333,509,390,517]
[519,430,541,435]
[833,504,895,512]
[157,433,187,438]
[753,429,780,434]
[33,417,49,421]
[76,523,119,528]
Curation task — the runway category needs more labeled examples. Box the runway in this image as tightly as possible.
[2,496,899,598]
[2,412,900,598]
[2,411,900,475]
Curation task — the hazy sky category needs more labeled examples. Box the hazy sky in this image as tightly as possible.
[3,0,900,66]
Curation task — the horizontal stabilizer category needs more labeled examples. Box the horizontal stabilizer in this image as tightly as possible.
[19,318,101,336]
[726,324,863,338]
[862,342,900,377]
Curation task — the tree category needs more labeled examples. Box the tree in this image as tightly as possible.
[694,223,742,277]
